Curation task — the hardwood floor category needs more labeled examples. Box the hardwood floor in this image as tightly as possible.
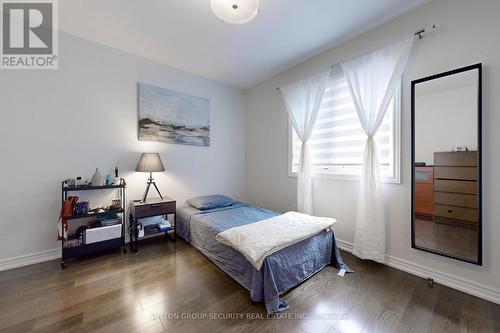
[0,238,499,333]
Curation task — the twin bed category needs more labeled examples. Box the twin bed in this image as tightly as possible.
[177,197,351,314]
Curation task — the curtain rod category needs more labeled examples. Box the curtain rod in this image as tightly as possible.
[276,25,437,91]
[414,24,437,39]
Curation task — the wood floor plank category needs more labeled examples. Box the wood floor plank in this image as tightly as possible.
[0,318,36,333]
[428,285,469,332]
[460,292,500,333]
[0,239,499,333]
[360,272,418,332]
[394,280,440,333]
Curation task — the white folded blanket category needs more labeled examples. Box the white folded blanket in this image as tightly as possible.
[215,211,336,270]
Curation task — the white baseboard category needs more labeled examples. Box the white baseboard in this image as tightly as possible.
[0,236,134,272]
[337,239,354,253]
[0,248,61,272]
[0,235,136,273]
[337,239,500,306]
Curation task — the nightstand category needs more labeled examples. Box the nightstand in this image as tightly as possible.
[129,197,176,253]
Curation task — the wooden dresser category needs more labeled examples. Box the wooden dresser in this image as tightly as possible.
[415,166,434,218]
[433,151,478,226]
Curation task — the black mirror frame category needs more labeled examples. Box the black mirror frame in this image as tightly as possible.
[411,63,482,265]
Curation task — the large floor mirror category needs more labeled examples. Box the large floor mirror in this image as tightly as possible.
[411,63,482,265]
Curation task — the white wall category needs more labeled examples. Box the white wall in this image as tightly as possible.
[415,85,477,165]
[0,32,246,264]
[244,0,500,302]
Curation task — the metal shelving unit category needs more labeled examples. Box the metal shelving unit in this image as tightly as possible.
[60,180,126,268]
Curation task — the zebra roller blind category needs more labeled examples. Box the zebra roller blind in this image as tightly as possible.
[291,66,396,177]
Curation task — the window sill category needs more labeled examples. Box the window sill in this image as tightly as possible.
[288,171,401,184]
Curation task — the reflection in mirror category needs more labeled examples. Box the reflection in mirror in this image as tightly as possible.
[412,64,481,265]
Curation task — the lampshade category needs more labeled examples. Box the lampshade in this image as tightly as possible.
[210,0,260,24]
[135,153,165,172]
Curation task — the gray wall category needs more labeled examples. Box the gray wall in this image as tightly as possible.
[415,85,477,165]
[244,0,500,302]
[0,32,246,264]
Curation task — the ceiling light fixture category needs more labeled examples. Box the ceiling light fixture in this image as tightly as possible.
[210,0,260,24]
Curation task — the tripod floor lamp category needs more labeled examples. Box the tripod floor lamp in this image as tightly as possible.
[136,153,166,202]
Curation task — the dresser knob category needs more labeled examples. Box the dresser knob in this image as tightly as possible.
[448,209,452,213]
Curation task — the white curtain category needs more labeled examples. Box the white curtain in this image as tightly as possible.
[341,37,414,262]
[281,70,330,214]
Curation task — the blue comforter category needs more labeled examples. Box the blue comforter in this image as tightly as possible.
[177,203,351,313]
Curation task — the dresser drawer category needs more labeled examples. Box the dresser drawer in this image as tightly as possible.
[415,183,433,215]
[433,179,477,195]
[434,192,478,209]
[434,204,478,223]
[434,166,477,181]
[134,201,176,219]
[434,151,477,167]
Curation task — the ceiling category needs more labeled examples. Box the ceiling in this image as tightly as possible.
[60,0,430,89]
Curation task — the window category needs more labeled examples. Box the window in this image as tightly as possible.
[289,66,401,183]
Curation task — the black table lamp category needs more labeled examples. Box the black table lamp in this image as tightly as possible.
[136,153,165,202]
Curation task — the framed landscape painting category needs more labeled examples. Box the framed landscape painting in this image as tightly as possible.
[138,83,210,146]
